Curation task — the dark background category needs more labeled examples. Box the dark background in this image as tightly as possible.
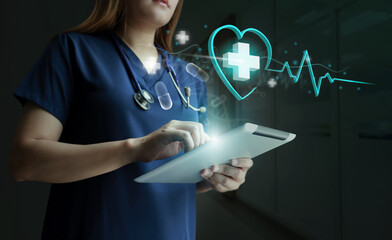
[1,0,391,239]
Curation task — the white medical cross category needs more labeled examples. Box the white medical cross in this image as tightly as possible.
[223,42,260,81]
[175,30,189,45]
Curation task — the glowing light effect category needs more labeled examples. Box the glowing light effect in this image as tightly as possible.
[186,63,209,82]
[266,50,373,97]
[209,135,219,143]
[210,95,227,107]
[175,30,189,45]
[208,25,272,101]
[267,78,277,88]
[154,81,172,110]
[145,57,161,74]
[208,25,374,100]
[223,42,260,81]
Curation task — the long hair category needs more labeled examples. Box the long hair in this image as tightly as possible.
[66,0,183,52]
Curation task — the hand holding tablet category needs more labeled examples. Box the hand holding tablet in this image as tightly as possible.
[134,123,296,183]
[198,157,254,193]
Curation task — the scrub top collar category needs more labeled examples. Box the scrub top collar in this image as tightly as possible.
[113,33,166,90]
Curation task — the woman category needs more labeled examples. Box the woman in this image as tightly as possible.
[10,0,253,239]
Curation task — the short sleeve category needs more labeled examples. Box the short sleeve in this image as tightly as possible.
[13,33,75,126]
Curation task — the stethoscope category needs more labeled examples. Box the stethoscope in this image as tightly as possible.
[110,32,206,113]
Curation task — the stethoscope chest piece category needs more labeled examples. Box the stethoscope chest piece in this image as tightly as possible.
[111,32,205,112]
[134,90,154,111]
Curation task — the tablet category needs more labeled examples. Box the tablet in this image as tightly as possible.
[134,123,296,183]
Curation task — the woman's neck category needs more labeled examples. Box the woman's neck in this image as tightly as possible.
[120,24,155,49]
[117,21,159,73]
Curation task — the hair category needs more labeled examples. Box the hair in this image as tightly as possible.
[65,0,183,52]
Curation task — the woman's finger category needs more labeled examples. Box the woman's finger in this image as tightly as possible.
[198,123,205,145]
[201,170,239,192]
[164,129,194,152]
[208,173,239,192]
[171,121,201,148]
[231,158,253,169]
[204,133,211,142]
[179,121,207,146]
[211,164,245,182]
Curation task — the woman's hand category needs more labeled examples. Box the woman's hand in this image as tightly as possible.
[132,120,209,162]
[198,158,254,193]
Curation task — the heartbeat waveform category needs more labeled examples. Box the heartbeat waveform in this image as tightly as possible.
[265,50,373,97]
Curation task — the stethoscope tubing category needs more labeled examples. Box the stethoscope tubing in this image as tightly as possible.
[110,32,205,112]
[110,33,143,93]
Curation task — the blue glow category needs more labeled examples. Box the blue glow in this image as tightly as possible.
[208,25,272,101]
[208,25,373,100]
[266,50,373,97]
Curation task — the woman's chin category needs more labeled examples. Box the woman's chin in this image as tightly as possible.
[151,10,173,24]
[149,16,172,29]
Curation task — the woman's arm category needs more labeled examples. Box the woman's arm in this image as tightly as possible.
[9,102,205,183]
[9,102,140,183]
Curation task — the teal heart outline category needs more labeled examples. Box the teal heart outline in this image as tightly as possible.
[208,25,273,101]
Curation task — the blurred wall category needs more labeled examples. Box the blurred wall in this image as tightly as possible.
[178,0,392,239]
[231,0,392,239]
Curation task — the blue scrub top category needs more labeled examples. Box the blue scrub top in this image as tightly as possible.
[13,31,208,240]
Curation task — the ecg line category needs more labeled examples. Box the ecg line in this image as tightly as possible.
[265,50,373,97]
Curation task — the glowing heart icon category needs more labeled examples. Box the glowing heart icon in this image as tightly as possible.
[208,25,273,101]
